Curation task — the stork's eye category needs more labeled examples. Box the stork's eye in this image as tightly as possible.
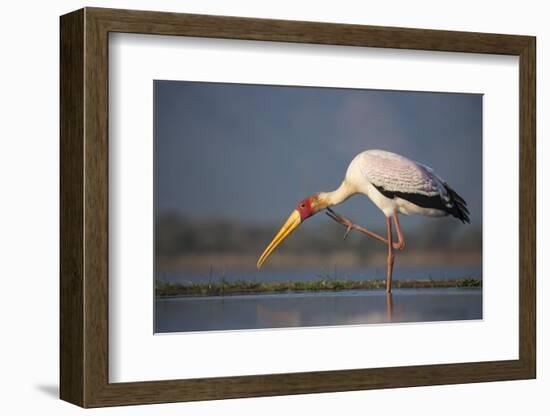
[300,203,305,209]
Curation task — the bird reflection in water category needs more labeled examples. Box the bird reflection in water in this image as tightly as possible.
[256,304,302,327]
[255,291,397,328]
[386,292,394,322]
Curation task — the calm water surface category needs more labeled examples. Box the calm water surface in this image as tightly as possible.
[155,288,482,333]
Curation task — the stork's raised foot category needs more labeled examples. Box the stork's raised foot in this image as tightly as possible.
[326,208,390,246]
[325,208,354,240]
[325,208,404,250]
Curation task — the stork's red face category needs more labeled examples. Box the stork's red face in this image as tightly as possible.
[257,195,320,269]
[296,197,315,221]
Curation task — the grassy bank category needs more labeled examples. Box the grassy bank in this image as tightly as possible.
[155,277,481,297]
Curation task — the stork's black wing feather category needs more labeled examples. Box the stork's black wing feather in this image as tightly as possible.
[373,184,470,224]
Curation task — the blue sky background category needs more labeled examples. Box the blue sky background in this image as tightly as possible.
[155,81,482,231]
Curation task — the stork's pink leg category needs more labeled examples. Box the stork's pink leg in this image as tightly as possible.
[386,217,395,293]
[326,208,404,250]
[393,214,405,250]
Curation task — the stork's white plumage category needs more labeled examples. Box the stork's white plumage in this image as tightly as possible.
[324,149,470,222]
[257,149,469,293]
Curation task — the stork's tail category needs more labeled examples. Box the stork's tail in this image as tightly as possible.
[445,185,470,224]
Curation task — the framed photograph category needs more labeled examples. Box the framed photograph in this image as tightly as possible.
[60,7,536,408]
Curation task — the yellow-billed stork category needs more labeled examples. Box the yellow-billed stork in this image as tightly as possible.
[257,149,470,293]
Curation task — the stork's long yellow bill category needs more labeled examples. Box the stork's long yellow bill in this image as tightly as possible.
[257,210,301,269]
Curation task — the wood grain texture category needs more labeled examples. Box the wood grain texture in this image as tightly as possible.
[88,7,532,54]
[59,7,537,408]
[518,38,536,376]
[59,8,84,406]
[83,10,110,406]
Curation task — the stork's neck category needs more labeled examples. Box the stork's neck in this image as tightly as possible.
[317,180,355,209]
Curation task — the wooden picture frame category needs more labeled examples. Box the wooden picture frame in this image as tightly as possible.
[60,7,536,408]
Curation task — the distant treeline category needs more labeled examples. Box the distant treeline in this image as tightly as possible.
[156,212,482,258]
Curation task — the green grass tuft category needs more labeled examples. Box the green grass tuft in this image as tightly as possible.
[155,277,481,297]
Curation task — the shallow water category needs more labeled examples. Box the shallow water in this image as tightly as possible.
[155,288,482,333]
